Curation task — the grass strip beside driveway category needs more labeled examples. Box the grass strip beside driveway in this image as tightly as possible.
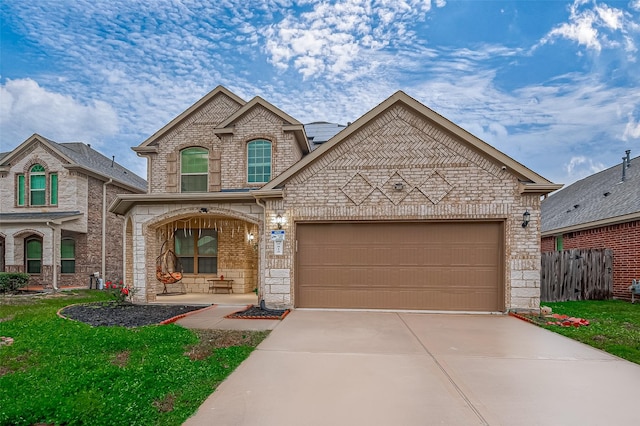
[0,290,268,426]
[540,300,640,364]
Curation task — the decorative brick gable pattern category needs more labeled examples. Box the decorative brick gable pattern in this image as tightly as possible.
[261,104,542,311]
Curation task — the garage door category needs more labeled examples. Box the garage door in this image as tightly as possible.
[296,222,503,311]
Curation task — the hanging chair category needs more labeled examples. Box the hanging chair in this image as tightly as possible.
[156,241,183,292]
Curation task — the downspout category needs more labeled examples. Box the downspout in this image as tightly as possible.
[255,197,267,303]
[45,221,59,291]
[102,179,113,281]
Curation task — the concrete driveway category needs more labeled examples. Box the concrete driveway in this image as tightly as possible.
[184,310,640,426]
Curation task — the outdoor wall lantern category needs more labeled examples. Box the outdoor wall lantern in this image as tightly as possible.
[248,233,255,242]
[522,210,531,228]
[200,207,208,213]
[275,214,284,229]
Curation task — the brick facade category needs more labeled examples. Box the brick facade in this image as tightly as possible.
[117,87,555,312]
[125,89,306,302]
[0,136,144,289]
[261,103,544,311]
[541,220,640,299]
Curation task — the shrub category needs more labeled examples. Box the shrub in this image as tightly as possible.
[0,272,30,293]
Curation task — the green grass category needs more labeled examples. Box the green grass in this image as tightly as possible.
[540,300,640,364]
[0,290,268,426]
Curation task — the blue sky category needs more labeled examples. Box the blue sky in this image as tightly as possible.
[1,0,639,187]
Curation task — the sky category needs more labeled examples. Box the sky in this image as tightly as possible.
[1,0,639,188]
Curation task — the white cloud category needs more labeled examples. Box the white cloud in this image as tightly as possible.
[623,114,640,140]
[262,0,446,80]
[0,78,118,147]
[539,0,637,53]
[564,156,606,180]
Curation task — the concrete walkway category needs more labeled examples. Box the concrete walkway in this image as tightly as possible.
[183,310,640,426]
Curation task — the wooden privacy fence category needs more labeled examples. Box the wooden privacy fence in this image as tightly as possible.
[541,249,613,302]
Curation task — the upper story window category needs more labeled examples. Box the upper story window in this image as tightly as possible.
[247,140,272,184]
[180,148,208,192]
[17,164,57,207]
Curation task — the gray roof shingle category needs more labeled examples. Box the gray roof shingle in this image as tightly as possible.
[53,141,147,192]
[541,155,640,233]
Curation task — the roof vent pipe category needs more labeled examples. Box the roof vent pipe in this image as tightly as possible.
[111,155,115,168]
[626,150,631,168]
[621,157,627,182]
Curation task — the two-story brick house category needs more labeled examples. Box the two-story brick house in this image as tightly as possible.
[0,134,147,288]
[110,86,561,312]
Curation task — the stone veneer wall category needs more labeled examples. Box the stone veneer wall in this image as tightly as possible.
[127,203,262,302]
[261,104,544,312]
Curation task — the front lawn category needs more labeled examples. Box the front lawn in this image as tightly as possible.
[540,300,640,364]
[0,290,268,426]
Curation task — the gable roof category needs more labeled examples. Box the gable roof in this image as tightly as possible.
[541,155,639,235]
[0,134,147,192]
[135,85,246,150]
[263,91,562,193]
[214,96,311,154]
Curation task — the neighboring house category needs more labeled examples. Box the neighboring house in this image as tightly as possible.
[541,153,639,300]
[110,86,561,312]
[0,135,147,288]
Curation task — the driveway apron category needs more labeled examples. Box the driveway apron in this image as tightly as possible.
[184,310,640,426]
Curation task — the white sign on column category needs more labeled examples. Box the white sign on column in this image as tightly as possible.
[274,240,283,255]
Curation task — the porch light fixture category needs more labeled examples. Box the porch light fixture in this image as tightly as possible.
[275,214,284,229]
[200,207,208,213]
[522,210,531,228]
[248,233,254,242]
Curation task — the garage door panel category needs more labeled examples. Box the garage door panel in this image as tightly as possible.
[296,222,503,311]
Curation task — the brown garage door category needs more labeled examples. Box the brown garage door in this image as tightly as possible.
[296,222,503,311]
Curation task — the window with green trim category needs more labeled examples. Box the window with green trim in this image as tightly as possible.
[247,140,272,183]
[180,148,208,192]
[26,238,42,274]
[50,173,58,205]
[556,235,563,251]
[29,164,46,205]
[60,238,75,273]
[175,229,217,274]
[17,174,25,206]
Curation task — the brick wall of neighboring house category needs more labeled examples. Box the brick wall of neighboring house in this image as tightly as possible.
[542,220,640,299]
[262,103,544,311]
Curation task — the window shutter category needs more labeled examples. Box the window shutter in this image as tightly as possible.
[17,174,25,206]
[166,152,178,193]
[209,149,221,192]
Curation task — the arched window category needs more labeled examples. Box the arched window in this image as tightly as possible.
[25,237,42,274]
[180,148,208,192]
[17,164,57,206]
[247,140,272,183]
[60,238,75,274]
[29,164,46,205]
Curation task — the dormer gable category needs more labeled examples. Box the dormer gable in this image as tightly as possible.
[214,96,310,155]
[133,85,246,154]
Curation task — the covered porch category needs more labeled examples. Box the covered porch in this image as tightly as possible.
[145,211,261,299]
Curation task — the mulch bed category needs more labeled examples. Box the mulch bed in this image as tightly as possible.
[225,305,290,320]
[59,302,210,327]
